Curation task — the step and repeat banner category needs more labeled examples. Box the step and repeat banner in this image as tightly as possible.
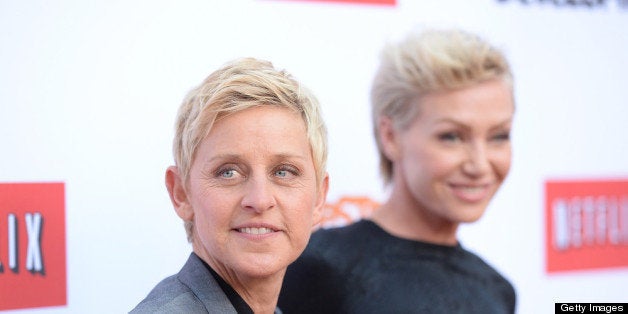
[1,0,626,313]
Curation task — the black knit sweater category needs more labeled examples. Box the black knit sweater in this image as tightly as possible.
[279,220,515,314]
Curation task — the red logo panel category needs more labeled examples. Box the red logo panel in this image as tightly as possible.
[0,183,67,310]
[545,179,628,273]
[266,0,396,5]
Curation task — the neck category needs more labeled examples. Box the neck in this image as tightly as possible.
[371,182,459,246]
[232,272,283,314]
[193,245,283,314]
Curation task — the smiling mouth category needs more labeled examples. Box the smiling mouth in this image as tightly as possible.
[449,184,491,202]
[456,185,486,194]
[237,227,276,235]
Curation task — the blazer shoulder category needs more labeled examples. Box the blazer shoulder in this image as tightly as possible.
[130,274,207,313]
[130,253,236,313]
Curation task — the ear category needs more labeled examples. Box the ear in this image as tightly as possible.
[165,166,194,221]
[312,173,330,227]
[378,116,401,162]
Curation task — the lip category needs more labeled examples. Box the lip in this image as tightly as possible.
[232,222,282,239]
[448,182,492,203]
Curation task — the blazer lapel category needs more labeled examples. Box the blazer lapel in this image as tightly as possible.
[177,253,237,313]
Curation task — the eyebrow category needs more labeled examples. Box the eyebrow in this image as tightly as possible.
[205,154,241,164]
[205,152,308,164]
[433,118,513,131]
[269,153,309,162]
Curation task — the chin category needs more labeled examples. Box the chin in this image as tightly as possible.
[455,205,489,223]
[460,214,485,224]
[238,256,287,278]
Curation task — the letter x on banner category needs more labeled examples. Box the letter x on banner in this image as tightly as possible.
[0,182,67,311]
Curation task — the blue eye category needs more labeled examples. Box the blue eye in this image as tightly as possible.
[219,169,236,178]
[439,132,461,142]
[492,132,511,142]
[274,165,299,178]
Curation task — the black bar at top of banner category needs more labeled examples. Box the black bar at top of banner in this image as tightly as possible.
[555,303,627,313]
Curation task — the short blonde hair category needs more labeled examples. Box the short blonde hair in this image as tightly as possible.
[172,57,328,241]
[371,29,513,185]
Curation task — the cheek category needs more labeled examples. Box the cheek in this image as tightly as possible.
[497,160,511,180]
[284,192,316,221]
[281,191,318,235]
[493,148,512,180]
[404,146,460,181]
[499,146,512,175]
[191,189,235,227]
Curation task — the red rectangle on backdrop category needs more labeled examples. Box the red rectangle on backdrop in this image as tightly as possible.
[267,0,396,5]
[545,179,628,273]
[0,182,67,311]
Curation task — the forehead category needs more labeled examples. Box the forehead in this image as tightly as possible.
[200,106,310,156]
[415,79,514,124]
[212,105,305,133]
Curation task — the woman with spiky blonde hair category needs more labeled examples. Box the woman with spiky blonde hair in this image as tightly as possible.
[132,57,329,314]
[280,29,516,313]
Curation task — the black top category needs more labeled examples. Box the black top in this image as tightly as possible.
[278,220,516,314]
[196,253,254,314]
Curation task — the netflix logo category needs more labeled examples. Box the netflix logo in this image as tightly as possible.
[264,0,396,5]
[0,182,66,311]
[546,179,628,273]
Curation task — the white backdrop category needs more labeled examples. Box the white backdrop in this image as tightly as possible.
[1,0,627,313]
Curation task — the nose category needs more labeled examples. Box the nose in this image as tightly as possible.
[462,142,491,177]
[241,176,276,213]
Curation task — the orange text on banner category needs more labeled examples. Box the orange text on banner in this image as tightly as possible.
[318,196,380,229]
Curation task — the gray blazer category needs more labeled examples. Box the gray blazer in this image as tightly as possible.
[130,253,237,313]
